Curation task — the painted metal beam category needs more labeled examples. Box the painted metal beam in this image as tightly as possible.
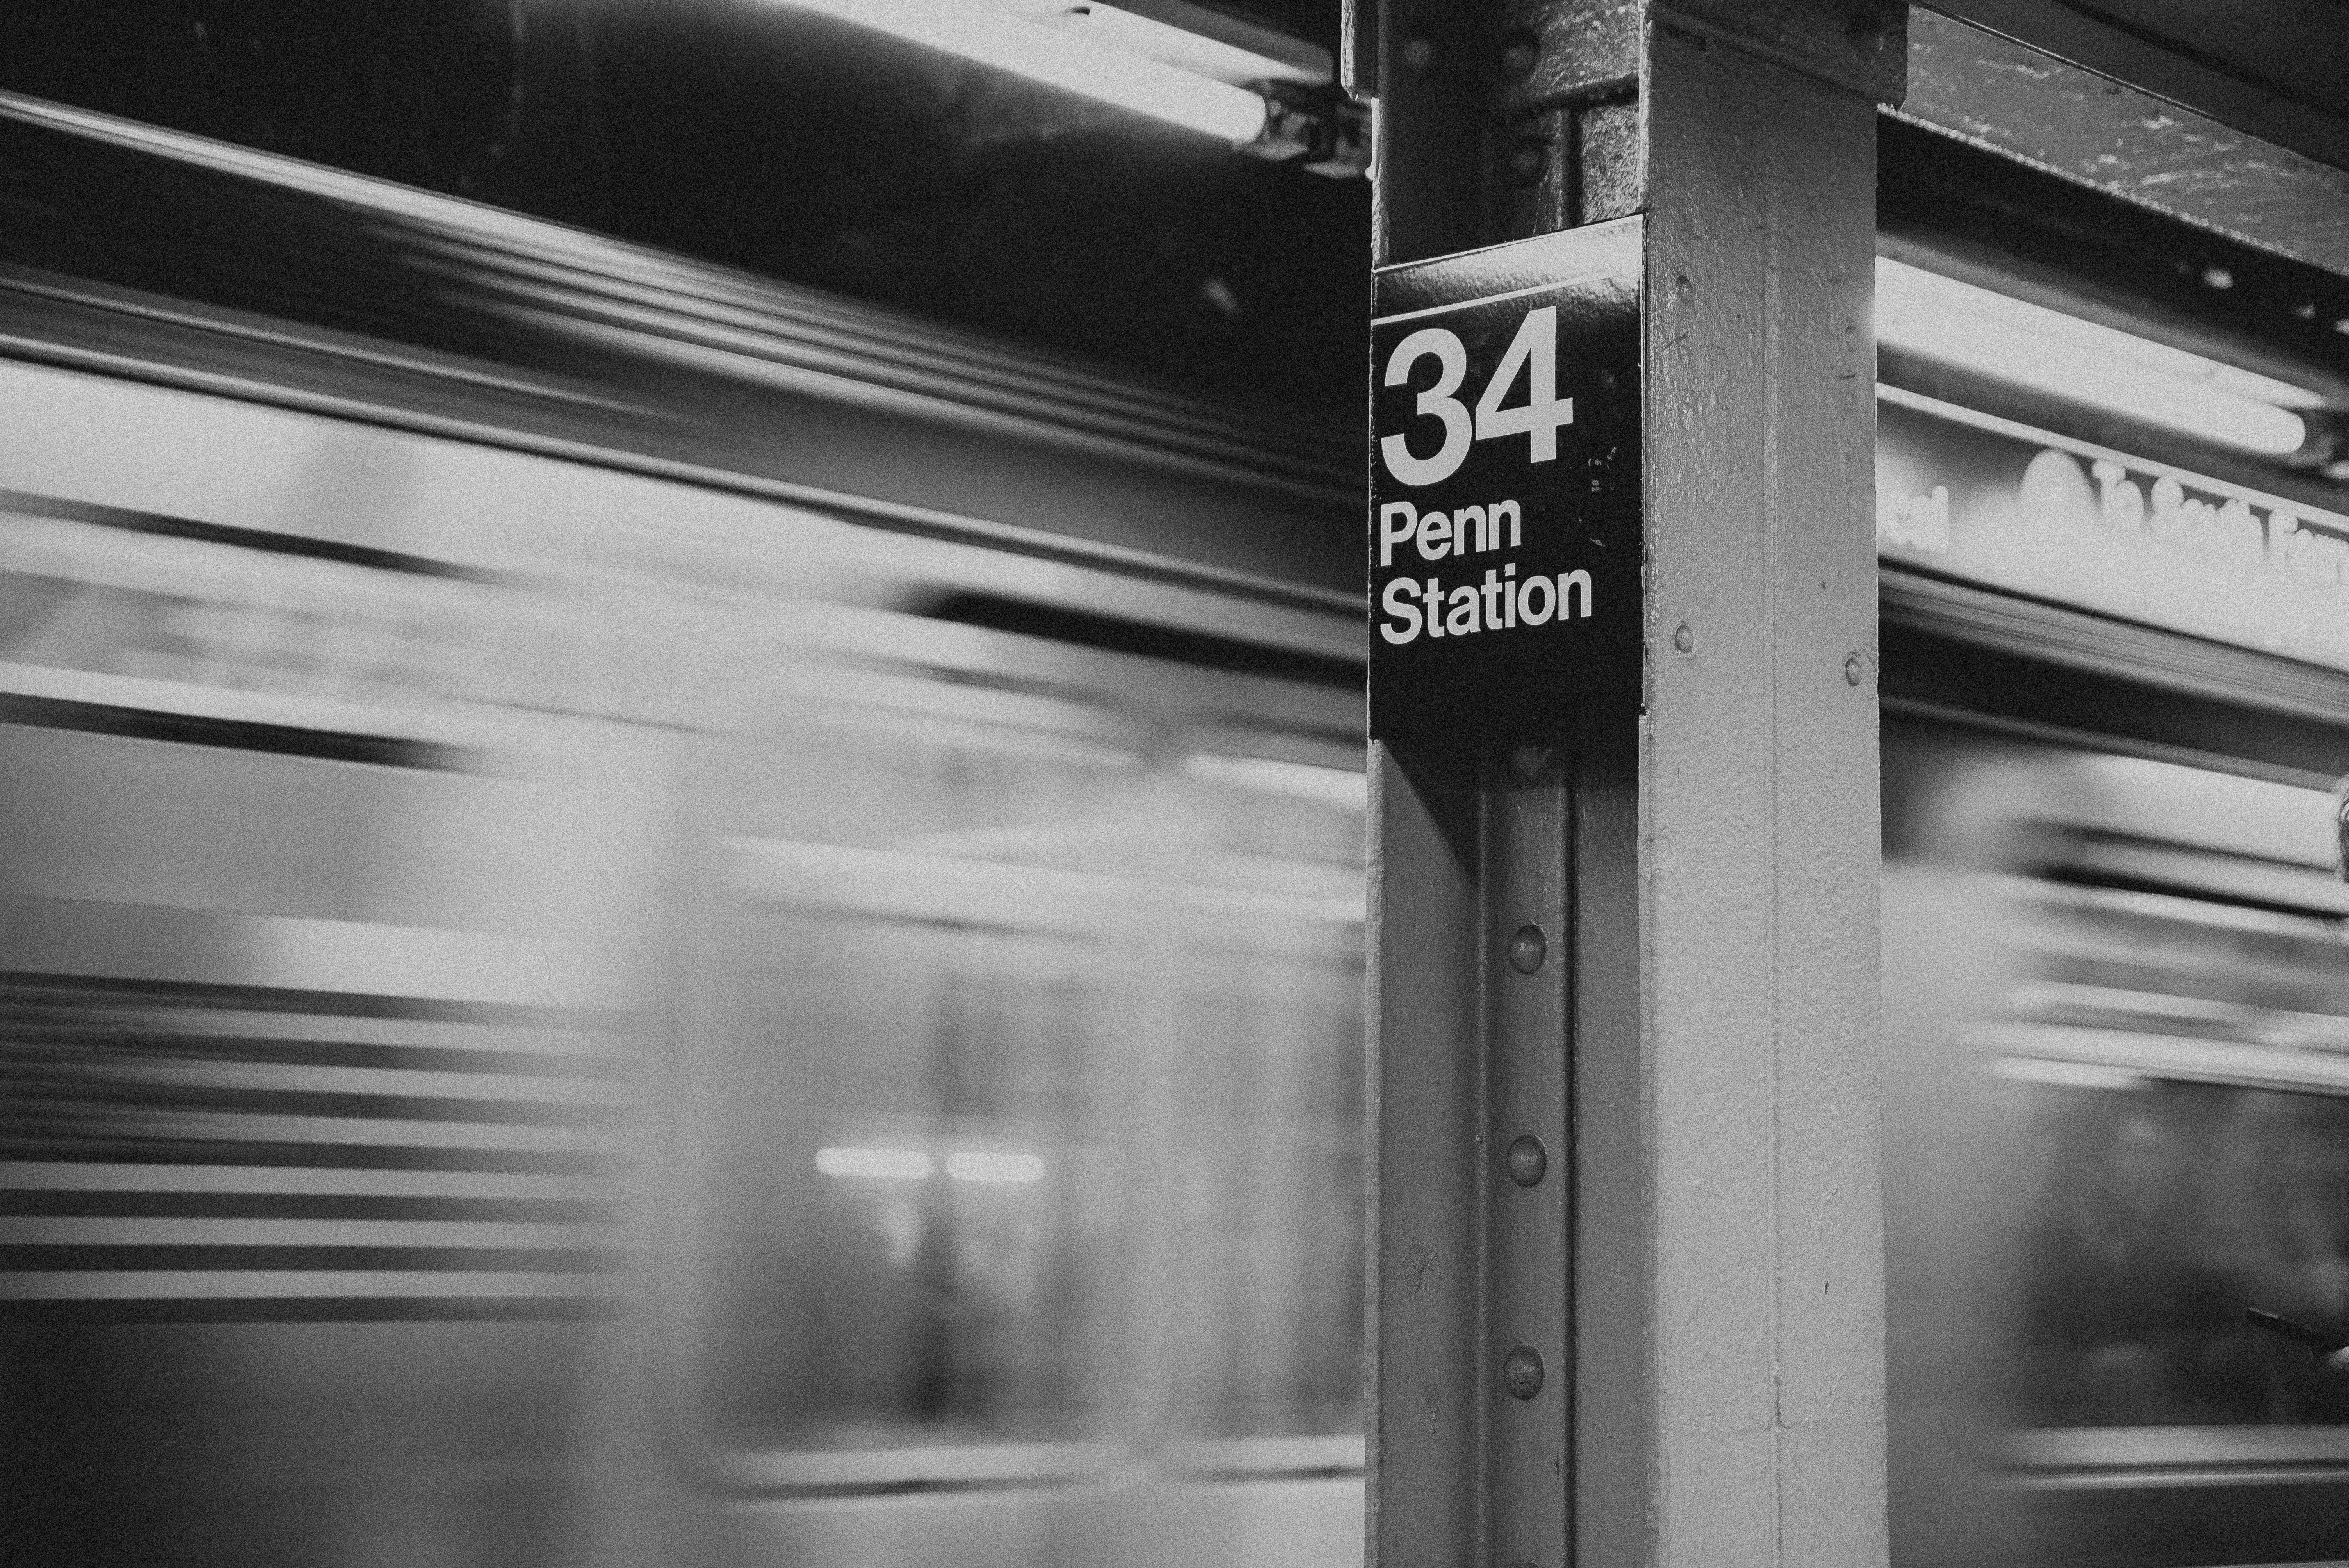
[1362,3,1895,1564]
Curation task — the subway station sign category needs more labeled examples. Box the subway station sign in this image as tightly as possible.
[1370,218,1642,746]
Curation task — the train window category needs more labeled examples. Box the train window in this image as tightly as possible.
[676,629,1365,1484]
[1994,1072,2349,1429]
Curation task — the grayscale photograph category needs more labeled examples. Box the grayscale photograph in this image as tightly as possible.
[0,5,2344,1568]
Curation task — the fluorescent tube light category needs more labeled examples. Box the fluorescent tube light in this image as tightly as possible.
[1876,257,2314,458]
[782,0,1271,142]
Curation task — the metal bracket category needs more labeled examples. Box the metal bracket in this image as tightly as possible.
[1242,83,1373,178]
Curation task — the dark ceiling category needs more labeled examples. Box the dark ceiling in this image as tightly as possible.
[0,0,1369,432]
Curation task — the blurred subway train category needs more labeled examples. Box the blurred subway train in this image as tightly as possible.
[11,75,2349,1568]
[0,89,1367,1568]
[1875,117,2349,1568]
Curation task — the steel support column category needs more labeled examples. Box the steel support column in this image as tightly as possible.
[1361,4,1901,1566]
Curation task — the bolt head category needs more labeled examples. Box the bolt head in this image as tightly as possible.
[1499,30,1540,82]
[1502,1345,1545,1399]
[1508,924,1546,975]
[1506,1134,1547,1187]
[1401,32,1433,71]
[1845,653,1866,686]
[1673,622,1695,654]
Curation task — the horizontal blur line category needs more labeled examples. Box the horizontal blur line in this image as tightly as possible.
[0,1191,615,1222]
[704,1473,1093,1502]
[0,1079,628,1126]
[0,1218,622,1247]
[1879,696,2342,796]
[0,486,480,579]
[0,1244,622,1272]
[1,1008,609,1052]
[0,973,594,1027]
[0,1161,618,1197]
[0,695,467,770]
[693,1438,1129,1496]
[1157,1434,1367,1474]
[14,1057,632,1104]
[733,839,1364,934]
[922,593,1362,688]
[692,1440,1369,1500]
[0,1111,617,1151]
[0,898,602,1011]
[0,1140,622,1175]
[0,1294,616,1323]
[1998,1465,2349,1491]
[0,1033,628,1077]
[0,1267,620,1298]
[1182,1465,1367,1484]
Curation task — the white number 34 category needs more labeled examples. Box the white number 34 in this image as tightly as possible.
[1379,305,1574,488]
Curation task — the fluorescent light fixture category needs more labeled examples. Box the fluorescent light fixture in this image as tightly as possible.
[816,1145,934,1180]
[944,1149,1048,1183]
[1876,257,2315,458]
[782,0,1271,142]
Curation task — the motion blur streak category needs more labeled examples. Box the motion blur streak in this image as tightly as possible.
[0,363,1369,1567]
[0,85,1369,1565]
[1883,730,2349,1567]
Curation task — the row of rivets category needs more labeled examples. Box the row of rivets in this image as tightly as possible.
[1506,894,1547,1402]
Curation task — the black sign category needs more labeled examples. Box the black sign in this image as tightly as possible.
[1369,221,1642,747]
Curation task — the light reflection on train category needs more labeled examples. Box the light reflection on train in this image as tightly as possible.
[0,352,1367,1566]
